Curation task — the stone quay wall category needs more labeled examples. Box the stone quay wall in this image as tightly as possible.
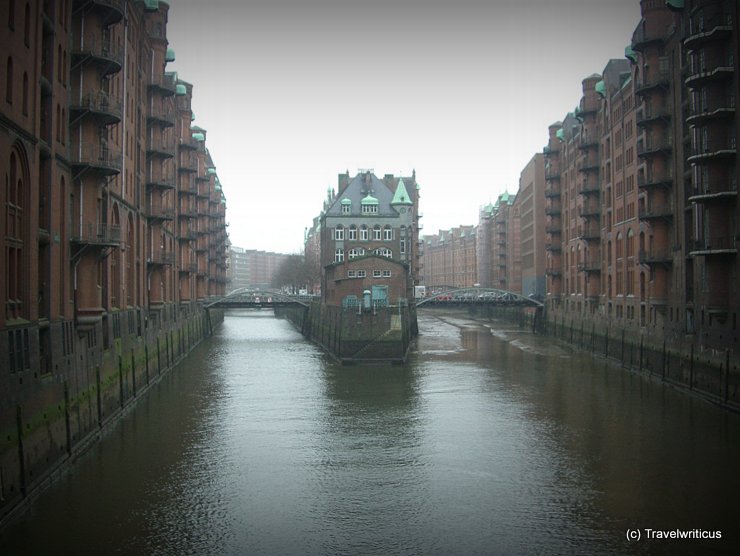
[467,305,739,412]
[0,303,223,526]
[276,303,417,364]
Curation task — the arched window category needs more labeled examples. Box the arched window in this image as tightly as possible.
[348,225,357,241]
[6,57,13,103]
[23,3,29,46]
[8,0,15,30]
[126,213,134,305]
[57,45,62,82]
[6,150,26,319]
[334,224,344,241]
[616,232,623,259]
[626,229,634,258]
[359,225,368,241]
[349,248,362,259]
[383,225,393,241]
[373,225,381,240]
[334,248,344,263]
[21,71,28,114]
[373,247,392,258]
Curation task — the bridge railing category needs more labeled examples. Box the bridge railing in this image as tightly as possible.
[416,287,543,308]
[206,289,317,308]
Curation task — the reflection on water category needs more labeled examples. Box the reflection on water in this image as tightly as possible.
[1,309,739,555]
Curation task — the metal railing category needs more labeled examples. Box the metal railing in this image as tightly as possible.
[71,91,122,121]
[71,223,121,245]
[70,142,123,173]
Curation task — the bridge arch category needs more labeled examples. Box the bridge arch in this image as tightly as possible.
[206,288,314,308]
[416,287,543,308]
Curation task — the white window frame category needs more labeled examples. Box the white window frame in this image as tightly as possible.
[373,225,382,240]
[348,225,357,240]
[335,225,344,241]
[383,226,393,241]
[360,225,369,241]
[373,270,382,278]
[334,248,344,263]
[341,204,351,214]
[382,270,391,277]
[362,204,378,214]
[357,270,366,278]
[347,270,356,278]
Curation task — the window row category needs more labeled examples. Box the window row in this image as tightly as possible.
[347,270,392,278]
[334,224,394,241]
[334,247,393,262]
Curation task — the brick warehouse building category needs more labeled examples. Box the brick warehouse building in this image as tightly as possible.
[543,0,738,366]
[0,0,228,514]
[320,171,421,306]
[421,225,477,290]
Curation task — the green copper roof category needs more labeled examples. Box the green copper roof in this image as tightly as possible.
[625,45,637,63]
[165,48,176,63]
[500,191,510,204]
[666,0,684,10]
[175,84,187,95]
[595,80,606,98]
[556,128,564,141]
[215,184,222,191]
[192,132,205,141]
[391,178,413,205]
[144,0,159,11]
[191,111,195,121]
[207,167,216,175]
[361,194,378,205]
[340,198,352,205]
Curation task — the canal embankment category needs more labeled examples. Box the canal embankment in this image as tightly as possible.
[275,302,417,363]
[0,303,223,527]
[465,304,740,412]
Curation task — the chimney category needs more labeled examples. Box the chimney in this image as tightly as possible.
[337,172,350,194]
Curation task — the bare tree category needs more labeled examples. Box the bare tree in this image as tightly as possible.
[271,254,309,293]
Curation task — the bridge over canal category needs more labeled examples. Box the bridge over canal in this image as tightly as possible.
[206,288,316,309]
[417,287,544,308]
[207,287,543,310]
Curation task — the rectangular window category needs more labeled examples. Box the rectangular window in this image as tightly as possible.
[382,270,391,277]
[347,270,356,278]
[373,270,382,278]
[357,270,366,278]
[400,239,406,254]
[342,204,351,214]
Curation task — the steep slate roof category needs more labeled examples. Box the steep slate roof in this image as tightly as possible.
[325,172,399,216]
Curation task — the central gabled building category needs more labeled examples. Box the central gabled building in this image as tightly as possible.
[320,171,420,307]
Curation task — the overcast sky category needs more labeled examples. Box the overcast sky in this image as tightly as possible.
[166,0,642,254]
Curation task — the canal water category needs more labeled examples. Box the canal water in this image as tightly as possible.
[1,310,739,555]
